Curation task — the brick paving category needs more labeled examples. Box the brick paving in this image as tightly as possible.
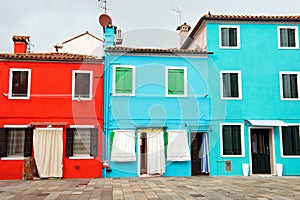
[0,176,299,199]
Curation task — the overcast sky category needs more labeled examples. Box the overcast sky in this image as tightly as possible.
[0,0,300,52]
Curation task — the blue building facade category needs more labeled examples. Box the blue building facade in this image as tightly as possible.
[103,26,211,177]
[182,14,300,176]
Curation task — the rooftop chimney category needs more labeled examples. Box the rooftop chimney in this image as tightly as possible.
[176,22,191,49]
[12,35,30,54]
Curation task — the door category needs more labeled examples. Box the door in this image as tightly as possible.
[140,132,147,175]
[251,129,271,174]
[139,129,165,176]
[191,132,209,175]
[33,128,63,178]
[191,133,202,175]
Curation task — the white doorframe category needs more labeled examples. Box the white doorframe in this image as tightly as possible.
[248,127,276,175]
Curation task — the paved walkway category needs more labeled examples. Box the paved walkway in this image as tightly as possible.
[0,176,299,200]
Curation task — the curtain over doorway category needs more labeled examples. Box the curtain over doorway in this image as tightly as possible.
[33,128,63,178]
[146,131,165,175]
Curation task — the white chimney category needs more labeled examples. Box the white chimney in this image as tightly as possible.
[176,22,191,49]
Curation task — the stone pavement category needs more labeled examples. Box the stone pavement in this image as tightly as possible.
[0,176,299,200]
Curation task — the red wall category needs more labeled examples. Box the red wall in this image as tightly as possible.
[0,60,104,180]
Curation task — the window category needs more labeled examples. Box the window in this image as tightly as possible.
[72,70,93,100]
[167,130,191,161]
[0,128,33,158]
[220,71,242,99]
[221,124,244,156]
[9,69,31,99]
[278,26,299,49]
[113,65,135,96]
[166,67,187,97]
[281,126,300,156]
[219,26,240,48]
[66,128,98,157]
[280,72,299,99]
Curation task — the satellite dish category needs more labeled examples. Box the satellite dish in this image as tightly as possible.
[99,14,112,27]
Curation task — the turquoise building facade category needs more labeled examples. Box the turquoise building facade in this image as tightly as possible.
[182,14,300,176]
[103,26,211,177]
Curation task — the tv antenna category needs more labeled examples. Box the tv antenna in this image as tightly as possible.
[98,0,109,13]
[172,6,182,24]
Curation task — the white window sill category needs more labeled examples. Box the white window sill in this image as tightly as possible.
[69,156,94,160]
[112,93,135,96]
[220,155,245,158]
[281,155,300,158]
[1,157,25,161]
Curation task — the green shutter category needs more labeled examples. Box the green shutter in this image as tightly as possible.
[230,73,239,97]
[66,128,74,157]
[288,29,296,47]
[110,132,115,154]
[229,28,237,46]
[282,127,293,155]
[168,69,184,95]
[24,128,33,157]
[90,128,98,157]
[290,74,298,98]
[232,125,241,155]
[116,68,132,94]
[222,125,233,155]
[291,126,300,155]
[0,128,7,157]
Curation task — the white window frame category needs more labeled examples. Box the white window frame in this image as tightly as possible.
[8,68,31,100]
[279,123,300,158]
[1,126,28,160]
[165,66,187,97]
[277,26,299,49]
[220,123,245,157]
[112,65,136,96]
[72,70,93,101]
[219,25,241,49]
[279,71,300,100]
[220,70,242,100]
[69,125,95,159]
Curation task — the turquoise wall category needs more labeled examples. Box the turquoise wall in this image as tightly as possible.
[104,53,210,177]
[206,22,300,176]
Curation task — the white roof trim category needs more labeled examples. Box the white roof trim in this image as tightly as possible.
[246,120,287,126]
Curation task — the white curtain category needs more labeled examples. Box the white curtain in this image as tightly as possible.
[167,130,191,161]
[111,130,136,162]
[199,132,210,173]
[7,129,25,157]
[147,131,165,174]
[33,128,63,178]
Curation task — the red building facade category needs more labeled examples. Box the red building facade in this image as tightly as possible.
[0,36,104,180]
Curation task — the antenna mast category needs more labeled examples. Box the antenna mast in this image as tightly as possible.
[172,6,182,24]
[98,0,108,13]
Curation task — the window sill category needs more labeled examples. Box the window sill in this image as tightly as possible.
[220,155,245,158]
[1,157,24,161]
[219,46,240,49]
[221,97,242,100]
[281,155,300,158]
[112,93,135,97]
[278,47,299,50]
[69,156,94,160]
[281,98,300,101]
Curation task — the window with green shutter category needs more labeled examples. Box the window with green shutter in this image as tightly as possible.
[282,126,300,156]
[115,67,134,95]
[282,73,299,99]
[219,26,240,48]
[278,27,298,48]
[222,125,242,155]
[221,71,241,99]
[167,68,186,96]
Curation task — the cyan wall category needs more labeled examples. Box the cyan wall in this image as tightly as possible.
[206,22,300,175]
[104,53,210,177]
